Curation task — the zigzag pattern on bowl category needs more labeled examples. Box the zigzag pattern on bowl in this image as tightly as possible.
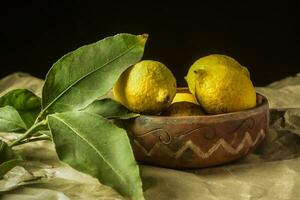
[133,129,265,159]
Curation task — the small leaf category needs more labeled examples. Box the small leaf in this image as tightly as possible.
[0,106,27,132]
[82,98,139,119]
[0,140,22,178]
[0,140,21,162]
[48,111,144,200]
[0,89,41,128]
[42,33,147,115]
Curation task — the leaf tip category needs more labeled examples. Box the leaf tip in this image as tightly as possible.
[138,34,149,44]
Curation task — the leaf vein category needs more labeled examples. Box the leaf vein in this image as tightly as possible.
[42,42,139,113]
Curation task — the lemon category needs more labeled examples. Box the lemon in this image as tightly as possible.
[113,60,177,114]
[191,63,256,114]
[172,92,199,105]
[162,102,205,116]
[185,54,250,95]
[163,92,205,116]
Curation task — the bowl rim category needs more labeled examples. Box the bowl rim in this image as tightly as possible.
[137,92,268,120]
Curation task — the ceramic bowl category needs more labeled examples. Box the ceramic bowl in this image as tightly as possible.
[124,90,269,169]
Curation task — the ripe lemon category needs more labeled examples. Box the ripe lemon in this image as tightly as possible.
[172,92,199,105]
[162,101,206,116]
[190,62,256,114]
[164,92,205,116]
[185,54,250,95]
[113,60,177,114]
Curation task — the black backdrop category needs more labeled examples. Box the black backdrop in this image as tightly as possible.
[0,1,299,86]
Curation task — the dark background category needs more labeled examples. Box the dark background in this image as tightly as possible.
[0,1,299,86]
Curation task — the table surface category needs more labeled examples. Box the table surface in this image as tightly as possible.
[1,72,300,200]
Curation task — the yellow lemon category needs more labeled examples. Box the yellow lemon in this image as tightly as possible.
[172,92,199,105]
[164,92,205,116]
[185,54,250,95]
[162,102,206,116]
[113,60,177,114]
[192,63,256,114]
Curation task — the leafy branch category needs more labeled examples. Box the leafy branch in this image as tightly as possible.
[9,119,47,147]
[0,33,147,200]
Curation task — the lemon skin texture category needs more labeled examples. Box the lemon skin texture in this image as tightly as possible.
[185,54,249,95]
[162,101,206,116]
[113,60,177,114]
[172,92,199,105]
[194,64,256,114]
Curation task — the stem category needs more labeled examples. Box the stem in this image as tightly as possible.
[9,120,47,147]
[15,136,51,146]
[33,112,44,125]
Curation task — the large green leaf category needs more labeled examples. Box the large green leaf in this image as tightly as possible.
[0,140,22,178]
[0,106,26,132]
[81,98,139,119]
[48,111,144,200]
[0,89,41,128]
[42,33,147,115]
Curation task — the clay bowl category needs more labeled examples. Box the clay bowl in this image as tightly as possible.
[124,89,269,169]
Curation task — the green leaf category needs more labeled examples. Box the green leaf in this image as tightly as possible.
[42,33,147,115]
[48,111,144,200]
[0,140,22,178]
[0,106,27,132]
[0,89,41,128]
[81,98,139,119]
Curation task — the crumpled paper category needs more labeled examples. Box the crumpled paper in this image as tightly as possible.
[1,72,300,200]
